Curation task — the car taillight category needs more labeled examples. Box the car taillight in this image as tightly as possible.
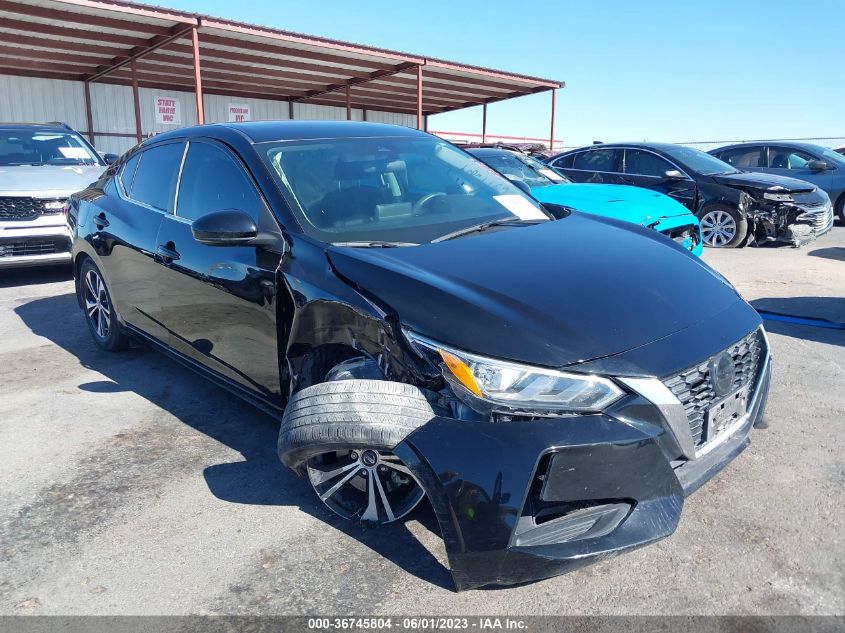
[62,201,71,217]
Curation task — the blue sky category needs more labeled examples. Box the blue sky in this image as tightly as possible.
[157,0,844,148]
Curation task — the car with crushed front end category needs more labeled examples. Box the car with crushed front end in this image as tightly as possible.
[546,142,833,248]
[709,141,845,224]
[0,122,115,268]
[466,146,702,256]
[68,121,772,591]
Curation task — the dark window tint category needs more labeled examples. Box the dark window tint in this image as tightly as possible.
[768,147,815,169]
[176,141,262,222]
[130,142,185,211]
[118,152,140,193]
[549,153,574,169]
[572,148,620,172]
[717,147,764,168]
[624,149,673,177]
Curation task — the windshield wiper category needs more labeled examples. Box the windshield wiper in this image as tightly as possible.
[431,217,544,243]
[331,240,419,248]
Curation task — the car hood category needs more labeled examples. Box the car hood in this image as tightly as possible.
[530,183,693,225]
[327,213,743,369]
[0,164,105,197]
[711,171,816,193]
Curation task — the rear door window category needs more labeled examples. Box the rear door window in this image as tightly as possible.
[572,148,621,172]
[129,142,186,211]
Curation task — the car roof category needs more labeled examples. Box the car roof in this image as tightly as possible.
[548,141,682,160]
[151,120,431,144]
[0,122,75,133]
[712,141,824,153]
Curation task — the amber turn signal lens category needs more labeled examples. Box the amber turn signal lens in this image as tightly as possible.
[438,349,483,397]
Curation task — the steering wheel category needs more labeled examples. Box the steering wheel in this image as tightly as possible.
[413,191,448,212]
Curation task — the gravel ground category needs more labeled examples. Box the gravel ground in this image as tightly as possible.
[0,227,843,616]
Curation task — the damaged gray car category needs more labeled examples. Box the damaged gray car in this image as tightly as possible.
[546,142,834,247]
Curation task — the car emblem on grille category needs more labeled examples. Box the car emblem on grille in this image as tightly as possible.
[709,351,736,397]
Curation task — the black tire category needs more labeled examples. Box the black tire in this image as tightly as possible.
[277,379,436,470]
[78,258,128,351]
[835,194,845,224]
[698,204,748,248]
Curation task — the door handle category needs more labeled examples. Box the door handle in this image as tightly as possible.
[93,213,109,228]
[156,243,181,263]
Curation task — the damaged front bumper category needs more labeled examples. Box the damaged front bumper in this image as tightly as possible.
[394,353,772,592]
[750,192,834,247]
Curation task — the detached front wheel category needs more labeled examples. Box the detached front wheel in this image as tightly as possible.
[278,379,436,525]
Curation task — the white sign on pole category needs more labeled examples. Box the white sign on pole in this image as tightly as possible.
[154,96,181,125]
[227,103,251,122]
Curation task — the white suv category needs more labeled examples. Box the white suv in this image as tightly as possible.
[0,123,114,269]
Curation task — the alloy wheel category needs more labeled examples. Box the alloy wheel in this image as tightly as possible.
[83,269,111,340]
[700,210,737,247]
[307,449,424,524]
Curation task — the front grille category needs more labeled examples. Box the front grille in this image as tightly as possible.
[663,328,766,447]
[0,197,65,221]
[0,237,69,258]
[798,202,834,236]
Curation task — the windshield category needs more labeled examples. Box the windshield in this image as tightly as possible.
[474,151,570,188]
[0,130,103,167]
[259,136,549,244]
[661,145,739,175]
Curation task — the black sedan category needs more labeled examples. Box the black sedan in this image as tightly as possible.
[709,141,845,224]
[546,142,833,247]
[68,121,771,591]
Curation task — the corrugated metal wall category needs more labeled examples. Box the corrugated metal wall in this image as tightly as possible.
[1,73,417,156]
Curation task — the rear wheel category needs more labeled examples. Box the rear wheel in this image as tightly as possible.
[79,258,128,351]
[699,205,747,248]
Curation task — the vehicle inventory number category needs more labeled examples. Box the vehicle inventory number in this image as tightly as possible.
[308,617,527,631]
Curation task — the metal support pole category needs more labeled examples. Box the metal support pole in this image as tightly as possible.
[83,80,94,144]
[288,100,294,120]
[549,89,556,151]
[191,25,204,124]
[362,108,367,122]
[481,103,487,143]
[346,85,352,120]
[130,60,142,143]
[416,65,423,130]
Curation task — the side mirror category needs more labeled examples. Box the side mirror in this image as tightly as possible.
[664,169,686,180]
[103,153,119,165]
[807,160,829,171]
[191,209,275,247]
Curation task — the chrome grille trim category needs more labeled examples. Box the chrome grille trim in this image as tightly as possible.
[0,197,65,221]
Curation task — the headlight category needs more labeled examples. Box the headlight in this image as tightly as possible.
[404,330,624,415]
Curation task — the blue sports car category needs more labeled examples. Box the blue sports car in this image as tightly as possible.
[467,147,703,256]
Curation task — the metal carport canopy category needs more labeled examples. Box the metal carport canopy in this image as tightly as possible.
[0,0,563,143]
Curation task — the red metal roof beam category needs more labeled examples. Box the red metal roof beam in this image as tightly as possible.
[292,61,422,102]
[86,22,197,83]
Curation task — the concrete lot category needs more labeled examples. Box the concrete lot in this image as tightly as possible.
[1,228,843,616]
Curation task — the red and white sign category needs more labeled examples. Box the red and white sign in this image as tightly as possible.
[227,103,251,122]
[154,96,181,125]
